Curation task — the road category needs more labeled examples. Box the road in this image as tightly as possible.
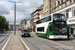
[17,31,75,50]
[0,31,13,50]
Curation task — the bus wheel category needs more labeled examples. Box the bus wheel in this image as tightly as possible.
[46,35,49,39]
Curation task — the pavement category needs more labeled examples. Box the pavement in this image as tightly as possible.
[4,33,26,50]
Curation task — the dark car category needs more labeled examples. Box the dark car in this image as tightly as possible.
[21,29,30,37]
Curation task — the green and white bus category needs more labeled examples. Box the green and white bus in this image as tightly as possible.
[36,13,68,39]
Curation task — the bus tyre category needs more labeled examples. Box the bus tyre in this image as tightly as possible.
[46,35,49,39]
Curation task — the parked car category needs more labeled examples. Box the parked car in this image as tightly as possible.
[21,29,30,37]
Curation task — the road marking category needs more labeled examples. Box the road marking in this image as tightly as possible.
[2,32,13,50]
[17,32,30,50]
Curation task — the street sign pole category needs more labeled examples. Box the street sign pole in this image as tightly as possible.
[9,1,21,35]
[14,2,16,35]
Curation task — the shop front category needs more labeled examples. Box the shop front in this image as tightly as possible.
[67,17,75,37]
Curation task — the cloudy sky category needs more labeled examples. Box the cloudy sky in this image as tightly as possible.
[0,0,43,24]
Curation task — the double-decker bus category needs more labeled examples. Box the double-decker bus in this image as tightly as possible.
[36,13,68,39]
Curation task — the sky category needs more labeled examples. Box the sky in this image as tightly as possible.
[0,0,43,25]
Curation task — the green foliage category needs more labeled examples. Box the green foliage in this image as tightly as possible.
[0,15,8,31]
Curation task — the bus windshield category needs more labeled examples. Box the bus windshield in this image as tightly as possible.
[54,25,67,34]
[53,14,66,21]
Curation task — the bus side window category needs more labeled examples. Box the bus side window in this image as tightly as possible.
[49,26,52,32]
[49,16,51,21]
[47,16,51,21]
[43,18,45,22]
[47,17,49,22]
[46,17,47,22]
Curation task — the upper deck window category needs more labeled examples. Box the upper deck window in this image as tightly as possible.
[36,15,51,24]
[53,14,66,21]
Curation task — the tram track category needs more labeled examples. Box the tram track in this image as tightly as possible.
[17,31,75,50]
[17,32,40,50]
[25,38,40,50]
[32,37,57,50]
[33,36,68,50]
[33,36,75,50]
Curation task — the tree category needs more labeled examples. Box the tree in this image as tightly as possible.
[0,15,8,31]
[5,22,9,30]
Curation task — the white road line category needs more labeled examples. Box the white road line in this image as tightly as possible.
[17,32,30,50]
[2,32,13,50]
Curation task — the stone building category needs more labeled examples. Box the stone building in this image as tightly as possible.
[31,6,42,31]
[43,0,75,36]
[9,24,13,30]
[43,0,56,16]
[19,19,26,30]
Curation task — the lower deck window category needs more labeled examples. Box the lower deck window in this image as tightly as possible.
[49,26,52,32]
[37,27,44,32]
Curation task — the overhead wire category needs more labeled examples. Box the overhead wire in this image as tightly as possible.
[19,0,34,19]
[26,0,33,13]
[0,4,8,14]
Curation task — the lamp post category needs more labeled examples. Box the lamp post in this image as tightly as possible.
[9,1,21,35]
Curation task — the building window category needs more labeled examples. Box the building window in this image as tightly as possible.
[54,8,56,12]
[63,0,66,2]
[74,10,75,16]
[66,9,69,18]
[65,3,67,6]
[66,9,69,12]
[50,9,51,14]
[50,4,51,8]
[50,0,51,3]
[74,0,75,3]
[70,0,72,4]
[66,13,68,18]
[56,1,58,7]
[61,0,63,3]
[58,1,60,5]
[34,17,39,20]
[72,7,75,16]
[34,13,39,17]
[60,0,63,4]
[61,5,63,8]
